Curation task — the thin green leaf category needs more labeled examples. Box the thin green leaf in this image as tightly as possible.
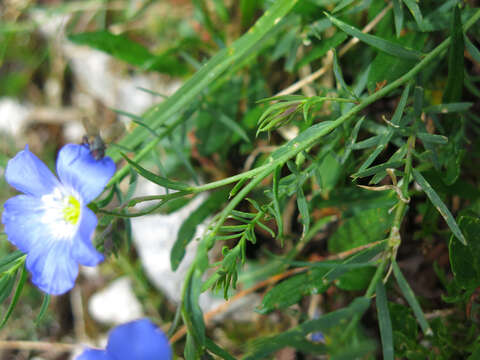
[121,170,138,206]
[424,102,472,114]
[272,166,284,239]
[297,185,310,236]
[417,133,448,145]
[0,251,25,273]
[333,0,355,13]
[96,185,116,208]
[357,84,410,172]
[122,154,192,192]
[352,135,382,150]
[392,260,432,335]
[257,95,305,103]
[442,5,464,103]
[412,169,466,244]
[402,0,424,30]
[0,275,16,304]
[449,216,480,290]
[296,32,348,69]
[392,0,404,37]
[392,84,411,127]
[229,178,248,198]
[353,161,403,179]
[341,116,365,164]
[217,112,250,143]
[465,36,480,64]
[0,264,27,329]
[182,271,206,348]
[35,294,50,325]
[168,135,199,185]
[211,0,229,22]
[68,31,187,76]
[332,49,357,99]
[325,13,422,60]
[205,337,236,360]
[413,85,423,119]
[324,241,387,282]
[376,282,394,360]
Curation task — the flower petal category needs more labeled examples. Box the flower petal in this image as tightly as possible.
[26,239,79,295]
[106,319,172,360]
[71,207,104,266]
[56,144,115,203]
[2,195,51,254]
[76,349,111,360]
[5,145,59,196]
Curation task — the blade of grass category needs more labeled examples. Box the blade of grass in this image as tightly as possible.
[325,13,422,60]
[412,169,466,244]
[376,281,394,360]
[0,265,27,329]
[392,260,432,335]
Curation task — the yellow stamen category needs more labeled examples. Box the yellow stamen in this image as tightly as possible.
[63,196,80,225]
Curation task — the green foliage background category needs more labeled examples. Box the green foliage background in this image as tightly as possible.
[1,0,480,358]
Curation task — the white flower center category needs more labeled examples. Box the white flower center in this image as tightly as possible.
[41,187,82,240]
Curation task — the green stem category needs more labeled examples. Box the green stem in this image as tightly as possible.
[366,258,388,298]
[204,168,272,250]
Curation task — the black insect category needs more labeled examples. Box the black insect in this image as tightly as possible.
[82,134,106,160]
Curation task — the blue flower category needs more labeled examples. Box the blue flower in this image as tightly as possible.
[77,318,172,360]
[2,144,115,295]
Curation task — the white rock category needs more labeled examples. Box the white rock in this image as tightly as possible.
[130,193,222,312]
[88,277,143,325]
[0,98,31,138]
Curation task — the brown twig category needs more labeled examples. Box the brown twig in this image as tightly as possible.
[0,340,75,352]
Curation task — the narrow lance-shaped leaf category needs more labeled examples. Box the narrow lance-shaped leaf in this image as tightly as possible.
[0,251,25,273]
[341,116,365,164]
[122,154,193,192]
[272,166,284,240]
[68,31,187,75]
[333,0,355,13]
[217,111,250,143]
[325,13,422,60]
[417,133,448,145]
[376,282,394,360]
[357,84,410,172]
[0,264,27,329]
[412,169,466,244]
[35,294,50,325]
[465,36,480,64]
[402,0,424,31]
[205,337,236,360]
[449,216,480,290]
[182,270,206,350]
[0,275,16,304]
[353,161,403,179]
[332,49,357,99]
[392,0,404,37]
[392,260,432,335]
[443,4,464,104]
[424,102,472,114]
